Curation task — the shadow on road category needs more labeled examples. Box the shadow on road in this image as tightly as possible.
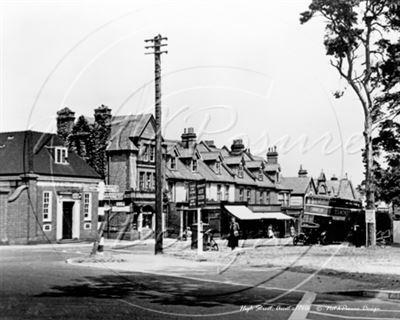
[36,272,302,308]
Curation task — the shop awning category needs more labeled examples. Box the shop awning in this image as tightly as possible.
[255,212,294,220]
[224,206,293,221]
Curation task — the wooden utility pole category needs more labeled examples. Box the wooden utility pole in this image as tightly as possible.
[145,34,167,254]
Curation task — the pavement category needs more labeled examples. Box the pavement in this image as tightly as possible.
[99,237,400,277]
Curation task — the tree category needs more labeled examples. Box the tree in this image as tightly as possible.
[69,115,92,161]
[300,0,400,246]
[372,4,400,213]
[89,106,112,180]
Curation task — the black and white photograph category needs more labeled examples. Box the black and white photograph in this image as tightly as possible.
[1,0,400,319]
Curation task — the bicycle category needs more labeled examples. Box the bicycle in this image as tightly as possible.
[204,229,219,251]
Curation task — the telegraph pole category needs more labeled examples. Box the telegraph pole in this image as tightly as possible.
[145,34,168,254]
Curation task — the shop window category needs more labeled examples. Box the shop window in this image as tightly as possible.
[55,147,68,164]
[303,214,314,224]
[83,193,92,221]
[42,191,52,222]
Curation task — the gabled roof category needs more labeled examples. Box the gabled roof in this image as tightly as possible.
[175,146,199,159]
[245,160,264,169]
[196,160,235,183]
[165,158,202,181]
[235,166,257,187]
[318,171,327,182]
[280,176,315,195]
[200,151,221,161]
[195,141,212,153]
[0,131,100,179]
[219,146,231,157]
[164,139,179,156]
[224,156,244,165]
[254,173,275,188]
[107,114,153,151]
[326,178,357,200]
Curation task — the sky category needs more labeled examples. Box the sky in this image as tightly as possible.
[0,0,366,184]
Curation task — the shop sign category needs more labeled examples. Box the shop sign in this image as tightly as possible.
[104,192,124,201]
[111,206,130,213]
[189,182,197,208]
[197,182,206,207]
[365,209,376,223]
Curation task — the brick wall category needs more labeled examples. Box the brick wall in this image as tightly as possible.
[7,187,30,244]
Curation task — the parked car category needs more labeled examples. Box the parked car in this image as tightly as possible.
[293,222,330,245]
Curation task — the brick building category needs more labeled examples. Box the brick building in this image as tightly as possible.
[0,131,101,244]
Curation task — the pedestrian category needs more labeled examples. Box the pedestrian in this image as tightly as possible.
[268,225,275,239]
[228,216,240,250]
[290,225,296,237]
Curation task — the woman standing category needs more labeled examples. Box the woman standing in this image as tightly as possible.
[228,217,240,250]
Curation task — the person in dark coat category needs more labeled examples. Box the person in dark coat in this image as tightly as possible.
[228,217,240,250]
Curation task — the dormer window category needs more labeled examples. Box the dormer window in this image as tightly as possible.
[215,161,221,175]
[170,156,176,170]
[55,147,68,164]
[238,164,244,178]
[258,169,264,181]
[192,159,198,172]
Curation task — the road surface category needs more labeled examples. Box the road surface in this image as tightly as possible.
[0,244,399,319]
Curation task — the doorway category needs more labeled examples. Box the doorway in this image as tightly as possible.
[62,202,74,239]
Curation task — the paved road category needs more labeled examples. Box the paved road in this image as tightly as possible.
[0,244,399,319]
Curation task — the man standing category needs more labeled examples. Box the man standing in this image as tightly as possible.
[228,217,240,250]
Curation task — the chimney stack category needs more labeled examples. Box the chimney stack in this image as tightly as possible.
[56,107,75,146]
[94,104,112,127]
[181,127,197,148]
[266,146,278,164]
[298,164,308,177]
[231,139,245,155]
